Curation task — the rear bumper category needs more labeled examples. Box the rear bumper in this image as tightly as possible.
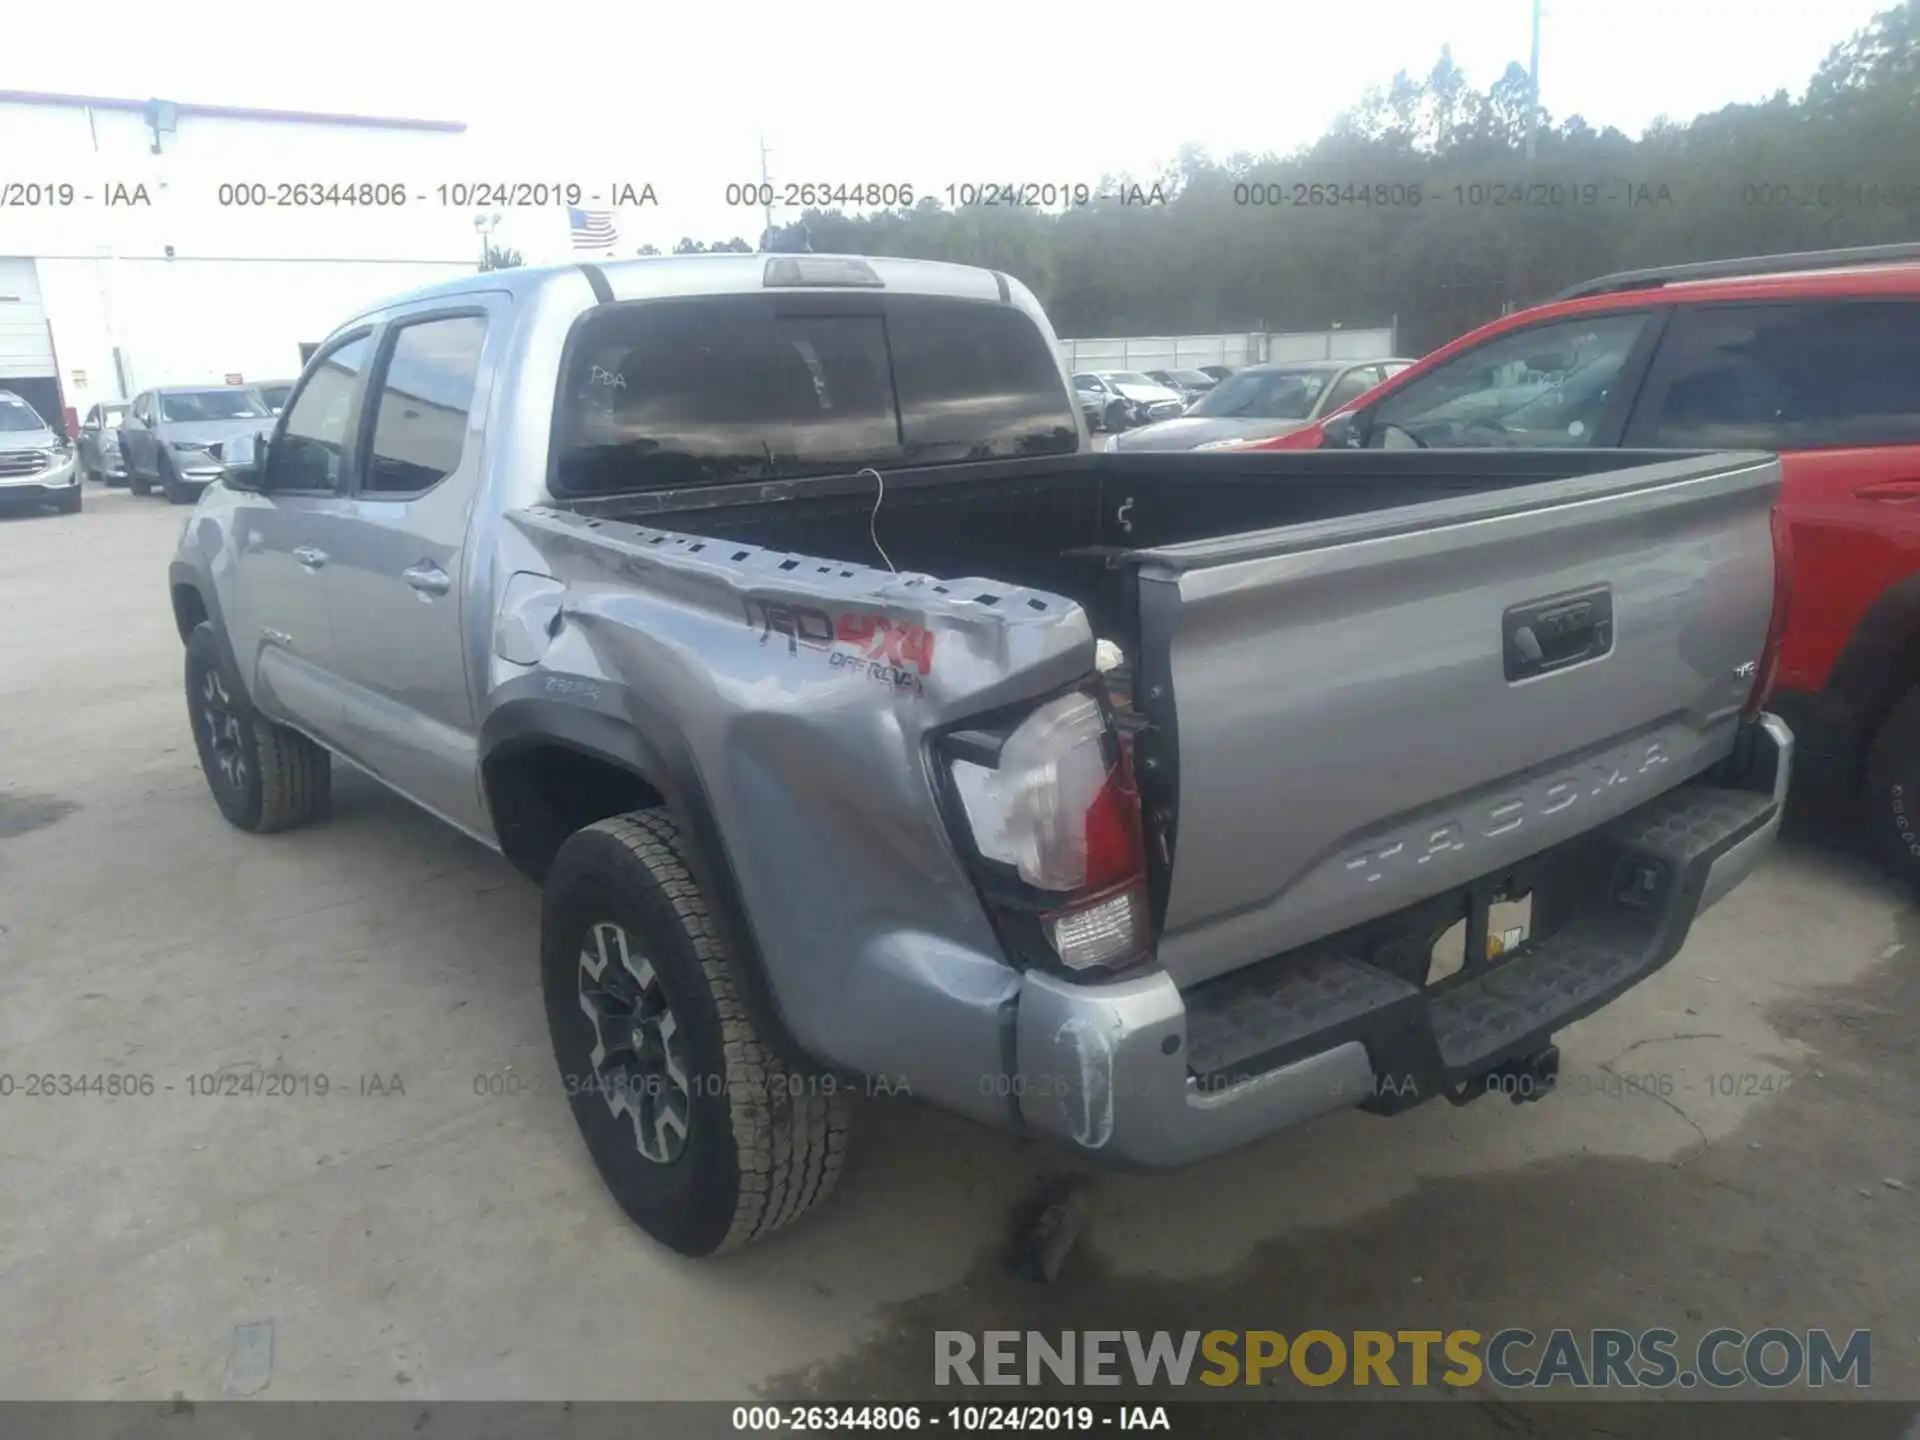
[1012,713,1792,1168]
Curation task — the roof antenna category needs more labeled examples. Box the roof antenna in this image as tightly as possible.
[859,467,896,573]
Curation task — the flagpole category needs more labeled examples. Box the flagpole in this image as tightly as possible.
[760,134,774,245]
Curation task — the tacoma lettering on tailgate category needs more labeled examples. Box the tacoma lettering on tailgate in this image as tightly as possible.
[1342,738,1671,887]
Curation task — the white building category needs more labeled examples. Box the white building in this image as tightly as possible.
[0,90,482,431]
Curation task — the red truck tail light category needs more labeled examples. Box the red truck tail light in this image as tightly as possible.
[942,692,1150,973]
[1745,505,1794,718]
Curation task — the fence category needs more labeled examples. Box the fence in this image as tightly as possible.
[1058,325,1400,373]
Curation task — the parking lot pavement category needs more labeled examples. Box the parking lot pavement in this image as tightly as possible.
[1,486,1916,1404]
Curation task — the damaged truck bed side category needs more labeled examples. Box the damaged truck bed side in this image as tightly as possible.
[169,253,1792,1257]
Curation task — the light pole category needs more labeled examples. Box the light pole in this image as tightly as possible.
[473,210,503,270]
[759,135,775,247]
[1525,0,1542,167]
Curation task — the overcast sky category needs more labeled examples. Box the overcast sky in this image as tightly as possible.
[0,0,1888,259]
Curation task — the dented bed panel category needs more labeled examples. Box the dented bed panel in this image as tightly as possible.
[493,506,1093,1120]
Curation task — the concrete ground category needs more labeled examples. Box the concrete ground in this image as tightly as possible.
[1,485,1915,1409]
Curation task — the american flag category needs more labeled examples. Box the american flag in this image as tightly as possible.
[568,206,617,251]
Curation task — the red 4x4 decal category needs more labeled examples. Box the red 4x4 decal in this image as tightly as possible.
[836,612,937,676]
[742,597,939,690]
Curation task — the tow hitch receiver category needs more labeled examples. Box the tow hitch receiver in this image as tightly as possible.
[1452,1043,1561,1107]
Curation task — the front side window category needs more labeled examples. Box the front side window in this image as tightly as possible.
[1368,311,1652,448]
[161,390,269,423]
[1188,368,1331,420]
[1635,301,1920,450]
[265,335,371,492]
[364,315,488,494]
[554,294,1075,495]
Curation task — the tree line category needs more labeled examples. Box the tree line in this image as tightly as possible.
[658,1,1920,354]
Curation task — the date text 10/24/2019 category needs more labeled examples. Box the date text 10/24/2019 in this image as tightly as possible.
[731,1406,1171,1432]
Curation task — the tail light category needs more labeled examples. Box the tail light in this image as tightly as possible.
[1744,505,1794,718]
[942,692,1150,973]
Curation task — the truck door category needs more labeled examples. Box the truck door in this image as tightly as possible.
[226,331,374,742]
[318,303,499,836]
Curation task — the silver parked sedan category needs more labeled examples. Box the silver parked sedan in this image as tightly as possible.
[1108,358,1413,452]
[120,386,275,504]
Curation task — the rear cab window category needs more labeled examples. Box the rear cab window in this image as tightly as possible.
[551,294,1078,496]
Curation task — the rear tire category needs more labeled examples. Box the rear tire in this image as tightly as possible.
[1864,686,1920,892]
[541,811,850,1256]
[184,622,331,833]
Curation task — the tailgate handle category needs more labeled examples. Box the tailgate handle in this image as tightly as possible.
[1504,586,1614,682]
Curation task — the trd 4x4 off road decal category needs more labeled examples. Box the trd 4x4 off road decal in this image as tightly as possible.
[743,597,937,696]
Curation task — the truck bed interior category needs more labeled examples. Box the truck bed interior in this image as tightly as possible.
[569,449,1709,642]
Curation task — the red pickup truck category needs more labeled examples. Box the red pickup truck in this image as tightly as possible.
[1238,242,1920,886]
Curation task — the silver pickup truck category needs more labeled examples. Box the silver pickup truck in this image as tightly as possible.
[168,254,1792,1257]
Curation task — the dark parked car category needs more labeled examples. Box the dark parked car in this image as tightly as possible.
[1198,364,1235,382]
[1110,358,1412,452]
[121,386,275,503]
[77,402,130,484]
[255,381,296,415]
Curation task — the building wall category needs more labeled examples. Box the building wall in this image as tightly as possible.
[0,96,479,416]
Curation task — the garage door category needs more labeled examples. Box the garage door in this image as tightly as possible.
[0,259,56,379]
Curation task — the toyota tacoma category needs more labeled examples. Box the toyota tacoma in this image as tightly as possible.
[168,253,1792,1256]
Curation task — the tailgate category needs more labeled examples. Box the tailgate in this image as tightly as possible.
[1127,451,1782,988]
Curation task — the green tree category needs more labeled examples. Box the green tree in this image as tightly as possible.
[685,3,1920,352]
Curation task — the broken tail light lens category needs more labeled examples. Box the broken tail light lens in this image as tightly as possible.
[944,691,1150,973]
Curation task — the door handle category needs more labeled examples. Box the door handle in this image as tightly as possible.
[293,546,328,569]
[1854,478,1920,503]
[403,561,452,597]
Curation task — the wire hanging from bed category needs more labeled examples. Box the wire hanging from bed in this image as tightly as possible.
[858,467,897,574]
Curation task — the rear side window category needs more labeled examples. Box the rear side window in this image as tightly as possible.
[364,314,488,494]
[1320,368,1378,414]
[552,293,1076,495]
[1634,301,1920,450]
